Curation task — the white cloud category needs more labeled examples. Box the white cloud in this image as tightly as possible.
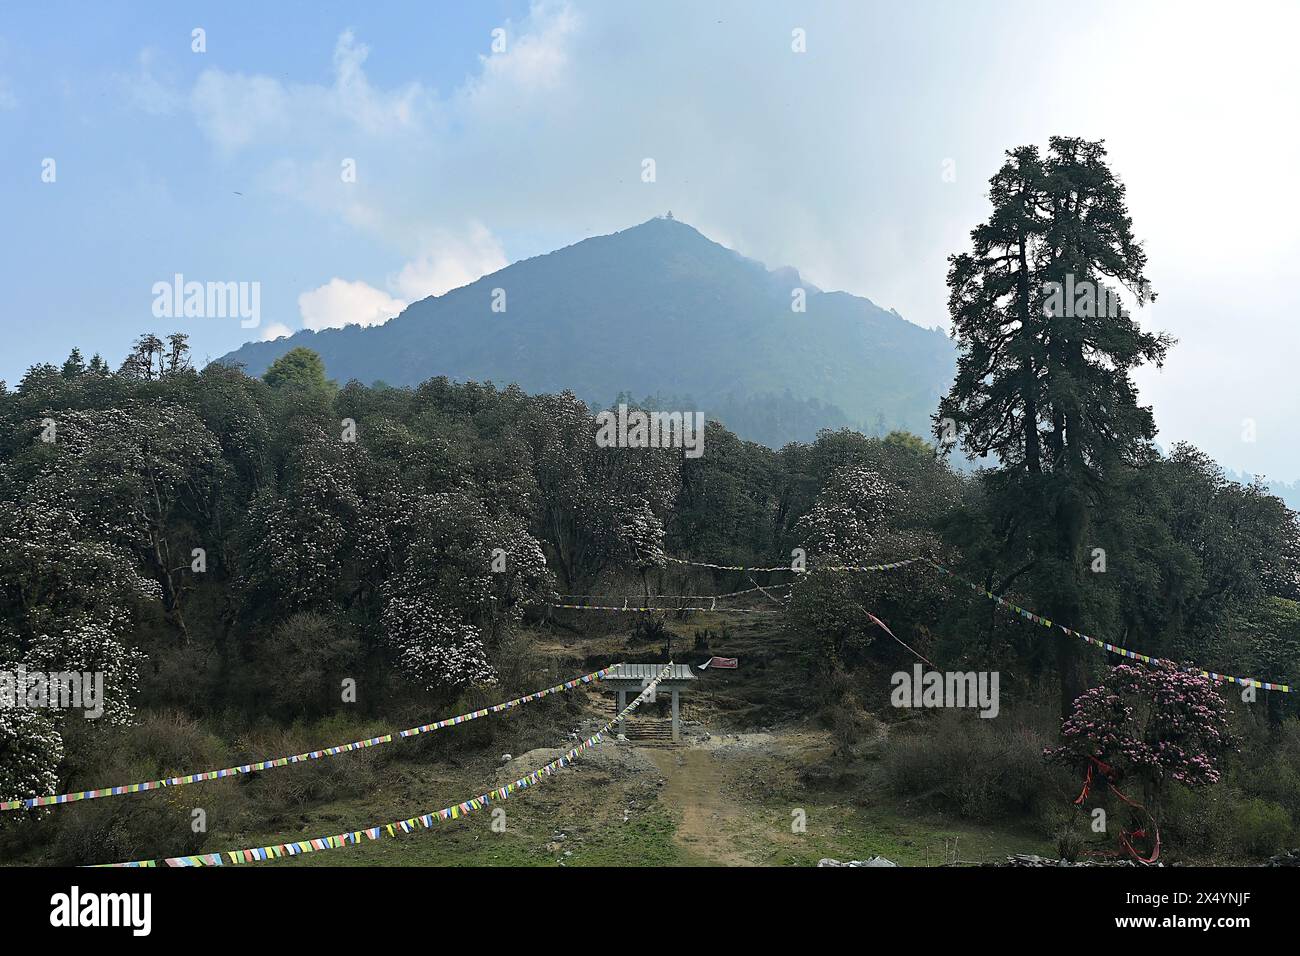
[298,278,406,332]
[260,322,294,341]
[462,2,579,109]
[295,223,507,332]
[189,29,435,154]
[191,71,290,153]
[391,223,508,300]
[178,4,579,248]
[117,49,182,115]
[330,29,433,134]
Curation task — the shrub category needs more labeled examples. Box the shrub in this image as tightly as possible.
[1234,718,1300,820]
[235,722,377,822]
[692,625,734,653]
[251,611,363,720]
[49,797,207,866]
[629,615,669,646]
[1231,797,1292,857]
[126,710,227,771]
[1159,785,1292,861]
[36,711,239,865]
[1055,821,1084,861]
[882,709,1071,823]
[1160,784,1235,859]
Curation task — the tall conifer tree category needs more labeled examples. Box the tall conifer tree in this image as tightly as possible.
[938,136,1171,714]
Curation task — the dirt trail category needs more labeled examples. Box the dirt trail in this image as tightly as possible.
[645,745,796,866]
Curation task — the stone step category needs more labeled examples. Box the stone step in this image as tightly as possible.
[591,696,679,742]
[618,717,675,742]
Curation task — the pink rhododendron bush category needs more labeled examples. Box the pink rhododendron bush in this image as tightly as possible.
[1048,662,1234,822]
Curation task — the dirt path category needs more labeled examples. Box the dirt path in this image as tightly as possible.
[644,746,771,866]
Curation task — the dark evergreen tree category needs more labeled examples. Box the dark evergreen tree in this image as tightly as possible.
[937,136,1171,714]
[165,332,192,374]
[60,348,85,379]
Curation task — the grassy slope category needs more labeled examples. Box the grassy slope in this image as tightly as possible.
[153,612,1054,867]
[6,612,1064,867]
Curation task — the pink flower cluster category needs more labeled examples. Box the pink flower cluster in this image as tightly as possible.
[1047,662,1233,790]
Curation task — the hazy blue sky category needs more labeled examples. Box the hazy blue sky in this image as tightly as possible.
[2,0,1297,480]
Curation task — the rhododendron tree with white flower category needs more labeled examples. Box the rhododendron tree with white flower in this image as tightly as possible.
[25,616,144,726]
[789,464,942,671]
[241,426,362,610]
[0,405,171,813]
[0,501,161,637]
[0,620,138,813]
[389,491,551,625]
[0,709,63,829]
[618,498,667,597]
[24,403,222,639]
[380,597,496,692]
[1047,662,1233,819]
[380,489,552,694]
[523,392,679,593]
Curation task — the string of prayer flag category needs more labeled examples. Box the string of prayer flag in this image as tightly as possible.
[1,667,614,812]
[926,561,1292,693]
[547,602,777,614]
[666,550,1292,693]
[100,664,675,867]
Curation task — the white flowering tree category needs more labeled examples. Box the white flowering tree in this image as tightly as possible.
[790,463,942,670]
[523,392,679,593]
[380,490,552,694]
[0,497,161,637]
[25,616,143,726]
[380,599,496,692]
[241,425,362,610]
[796,466,900,567]
[618,498,668,599]
[17,403,221,640]
[0,403,170,814]
[0,709,63,829]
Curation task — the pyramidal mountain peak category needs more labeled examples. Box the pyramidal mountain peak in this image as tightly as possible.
[218,219,955,447]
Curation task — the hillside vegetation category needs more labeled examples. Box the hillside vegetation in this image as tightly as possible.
[0,335,1298,865]
[5,137,1300,867]
[218,217,957,448]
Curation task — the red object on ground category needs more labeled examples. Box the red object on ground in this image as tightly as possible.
[1074,755,1161,864]
[704,657,738,669]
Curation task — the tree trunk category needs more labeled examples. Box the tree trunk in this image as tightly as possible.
[1056,612,1088,719]
[1016,232,1042,474]
[1053,488,1090,719]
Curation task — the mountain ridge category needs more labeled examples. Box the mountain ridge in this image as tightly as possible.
[217,217,957,447]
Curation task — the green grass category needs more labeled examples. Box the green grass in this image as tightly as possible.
[232,799,687,868]
[562,808,688,866]
[758,805,1056,866]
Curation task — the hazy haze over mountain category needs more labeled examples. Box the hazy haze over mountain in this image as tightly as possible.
[218,217,956,448]
[6,1,1298,480]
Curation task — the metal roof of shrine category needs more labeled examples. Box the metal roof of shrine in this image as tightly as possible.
[605,663,697,682]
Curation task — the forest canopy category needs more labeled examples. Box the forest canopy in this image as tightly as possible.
[1,333,1297,829]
